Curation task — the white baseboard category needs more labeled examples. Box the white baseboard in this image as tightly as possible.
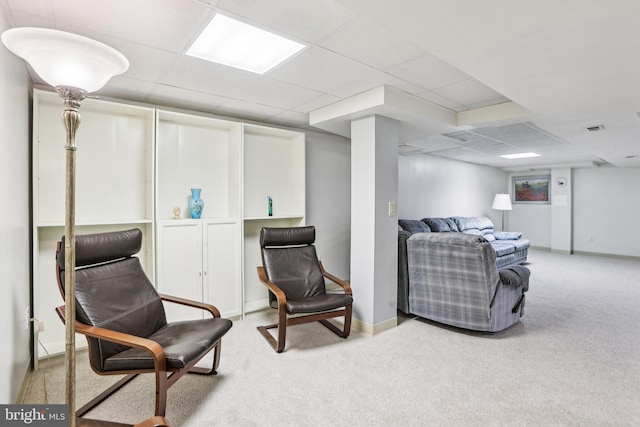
[352,316,397,335]
[551,249,572,255]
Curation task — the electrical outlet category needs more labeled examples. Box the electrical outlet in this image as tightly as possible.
[588,236,595,243]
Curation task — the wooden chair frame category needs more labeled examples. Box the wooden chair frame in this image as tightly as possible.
[55,242,224,420]
[257,261,352,353]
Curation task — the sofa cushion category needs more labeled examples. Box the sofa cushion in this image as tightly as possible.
[511,239,531,250]
[452,216,494,233]
[494,231,522,240]
[453,216,495,240]
[491,242,516,257]
[399,219,431,234]
[422,217,458,232]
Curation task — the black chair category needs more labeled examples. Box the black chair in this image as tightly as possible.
[256,226,353,353]
[54,228,232,420]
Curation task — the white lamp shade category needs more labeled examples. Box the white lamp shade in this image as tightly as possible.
[491,193,512,211]
[2,27,128,93]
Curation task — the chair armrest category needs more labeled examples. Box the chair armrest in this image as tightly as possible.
[158,293,220,318]
[256,266,287,309]
[498,266,530,291]
[319,261,352,296]
[55,305,166,371]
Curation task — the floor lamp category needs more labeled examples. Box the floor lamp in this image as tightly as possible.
[491,193,512,231]
[2,27,128,427]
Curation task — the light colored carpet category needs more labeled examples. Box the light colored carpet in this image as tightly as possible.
[23,249,640,426]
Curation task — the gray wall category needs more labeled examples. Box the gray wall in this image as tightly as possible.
[0,10,32,403]
[398,156,640,258]
[397,154,508,224]
[305,130,351,279]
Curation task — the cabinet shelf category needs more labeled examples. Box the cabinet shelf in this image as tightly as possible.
[37,219,153,228]
[159,218,239,225]
[244,215,305,221]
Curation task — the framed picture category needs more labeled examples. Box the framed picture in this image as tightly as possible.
[512,175,551,204]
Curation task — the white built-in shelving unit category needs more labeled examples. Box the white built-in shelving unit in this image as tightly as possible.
[32,89,156,357]
[242,124,306,312]
[32,90,305,359]
[155,110,243,321]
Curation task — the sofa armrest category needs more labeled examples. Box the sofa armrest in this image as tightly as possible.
[494,231,522,240]
[499,265,530,291]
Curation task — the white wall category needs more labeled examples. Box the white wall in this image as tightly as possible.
[0,12,32,403]
[305,130,351,279]
[398,154,508,225]
[508,171,553,248]
[573,167,640,257]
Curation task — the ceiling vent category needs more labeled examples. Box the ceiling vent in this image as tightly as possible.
[585,125,605,132]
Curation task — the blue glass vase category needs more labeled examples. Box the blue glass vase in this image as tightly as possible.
[188,188,204,219]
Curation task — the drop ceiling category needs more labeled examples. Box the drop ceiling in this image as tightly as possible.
[2,0,639,171]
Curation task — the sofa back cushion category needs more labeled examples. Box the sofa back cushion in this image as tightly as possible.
[453,216,495,241]
[422,217,458,232]
[399,219,431,235]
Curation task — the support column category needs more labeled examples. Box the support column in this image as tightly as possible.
[550,168,572,254]
[350,115,399,334]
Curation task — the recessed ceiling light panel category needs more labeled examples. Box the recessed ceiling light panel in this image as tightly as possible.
[500,152,541,159]
[186,14,305,74]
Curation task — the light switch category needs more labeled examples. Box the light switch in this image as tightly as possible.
[388,202,396,217]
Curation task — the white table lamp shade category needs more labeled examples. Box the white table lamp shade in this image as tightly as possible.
[491,193,512,211]
[2,27,128,92]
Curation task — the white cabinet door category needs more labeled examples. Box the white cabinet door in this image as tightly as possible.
[156,221,203,322]
[203,221,241,318]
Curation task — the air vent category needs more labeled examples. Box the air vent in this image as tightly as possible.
[585,125,605,132]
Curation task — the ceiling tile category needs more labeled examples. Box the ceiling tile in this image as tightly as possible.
[50,0,213,53]
[98,76,155,102]
[318,16,424,70]
[163,55,322,109]
[416,91,465,112]
[268,46,376,94]
[293,93,341,113]
[433,78,508,107]
[5,0,49,17]
[330,72,424,99]
[147,84,229,114]
[215,0,357,43]
[386,53,472,91]
[215,98,284,122]
[81,35,180,83]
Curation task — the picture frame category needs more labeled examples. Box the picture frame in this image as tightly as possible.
[512,175,551,204]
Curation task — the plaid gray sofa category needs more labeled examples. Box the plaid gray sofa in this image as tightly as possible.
[405,232,530,332]
[397,217,530,315]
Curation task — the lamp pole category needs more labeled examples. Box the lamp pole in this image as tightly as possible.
[2,28,128,427]
[59,87,86,425]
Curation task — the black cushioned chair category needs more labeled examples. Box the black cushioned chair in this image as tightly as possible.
[54,228,233,420]
[256,226,353,353]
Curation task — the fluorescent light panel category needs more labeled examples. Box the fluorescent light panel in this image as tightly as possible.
[186,14,305,74]
[500,152,541,159]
